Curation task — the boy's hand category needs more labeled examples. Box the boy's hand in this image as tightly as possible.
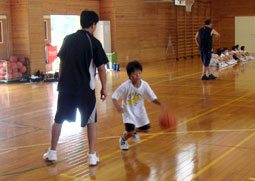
[117,107,124,113]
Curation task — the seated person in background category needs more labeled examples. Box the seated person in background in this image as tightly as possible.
[240,46,254,60]
[210,50,220,67]
[220,48,231,66]
[223,47,237,65]
[211,48,227,68]
[231,46,241,61]
[235,45,246,61]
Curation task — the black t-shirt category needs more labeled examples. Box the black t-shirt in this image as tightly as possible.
[57,30,108,94]
[198,27,213,52]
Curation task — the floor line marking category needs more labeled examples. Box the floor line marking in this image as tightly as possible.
[177,91,254,127]
[2,128,255,152]
[151,71,201,85]
[61,91,253,177]
[192,132,255,179]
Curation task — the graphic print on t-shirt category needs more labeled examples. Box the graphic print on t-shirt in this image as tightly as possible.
[127,92,141,105]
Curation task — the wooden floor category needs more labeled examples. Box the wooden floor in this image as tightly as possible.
[1,58,255,181]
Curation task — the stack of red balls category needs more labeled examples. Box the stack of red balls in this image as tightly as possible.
[0,56,27,80]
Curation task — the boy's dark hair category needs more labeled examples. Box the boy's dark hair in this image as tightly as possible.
[205,19,212,25]
[80,10,99,28]
[232,46,236,50]
[216,48,222,56]
[235,44,239,49]
[241,46,245,50]
[126,60,143,77]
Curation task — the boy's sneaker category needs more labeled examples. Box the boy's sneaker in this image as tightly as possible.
[88,153,99,166]
[43,148,57,161]
[208,74,216,80]
[132,133,140,143]
[201,75,209,80]
[119,136,129,150]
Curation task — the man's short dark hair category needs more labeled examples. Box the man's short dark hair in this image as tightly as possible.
[205,19,212,25]
[126,60,143,77]
[80,10,99,28]
[235,44,239,49]
[241,46,245,50]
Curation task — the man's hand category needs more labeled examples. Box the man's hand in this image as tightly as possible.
[100,89,107,101]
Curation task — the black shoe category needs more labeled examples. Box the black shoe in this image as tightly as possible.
[208,74,216,80]
[201,75,209,80]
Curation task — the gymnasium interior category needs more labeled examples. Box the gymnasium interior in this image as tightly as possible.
[1,0,255,180]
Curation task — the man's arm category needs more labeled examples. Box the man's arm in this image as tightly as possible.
[59,60,62,77]
[211,29,220,37]
[98,64,107,101]
[195,32,199,47]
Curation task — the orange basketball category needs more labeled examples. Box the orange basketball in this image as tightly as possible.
[159,109,178,129]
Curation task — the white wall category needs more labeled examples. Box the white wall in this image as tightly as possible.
[94,21,111,53]
[235,16,255,53]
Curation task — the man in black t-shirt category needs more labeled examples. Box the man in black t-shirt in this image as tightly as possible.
[43,10,108,165]
[195,19,220,80]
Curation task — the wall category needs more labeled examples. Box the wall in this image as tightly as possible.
[9,0,100,74]
[212,0,255,49]
[10,0,30,57]
[100,0,116,52]
[114,0,212,65]
[4,0,213,72]
[43,0,100,15]
[27,0,45,73]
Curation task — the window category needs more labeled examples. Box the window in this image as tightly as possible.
[0,21,3,43]
[44,20,48,40]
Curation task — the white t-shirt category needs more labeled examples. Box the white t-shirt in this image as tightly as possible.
[112,79,157,127]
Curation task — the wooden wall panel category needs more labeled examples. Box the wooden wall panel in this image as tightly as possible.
[115,0,177,65]
[100,0,116,52]
[43,0,100,15]
[114,0,211,65]
[28,0,45,74]
[213,0,255,50]
[10,0,30,57]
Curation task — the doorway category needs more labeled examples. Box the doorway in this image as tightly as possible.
[0,15,9,60]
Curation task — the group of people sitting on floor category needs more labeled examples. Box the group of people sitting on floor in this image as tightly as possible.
[210,45,254,68]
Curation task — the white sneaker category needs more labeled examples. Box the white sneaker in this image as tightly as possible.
[88,153,99,166]
[132,133,140,143]
[119,136,129,150]
[43,148,57,161]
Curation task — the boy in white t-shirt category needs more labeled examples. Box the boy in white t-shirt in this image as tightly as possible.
[112,60,164,150]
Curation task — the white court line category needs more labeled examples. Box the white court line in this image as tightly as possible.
[0,149,17,155]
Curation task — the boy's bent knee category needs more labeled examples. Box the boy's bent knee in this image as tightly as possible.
[126,130,136,137]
